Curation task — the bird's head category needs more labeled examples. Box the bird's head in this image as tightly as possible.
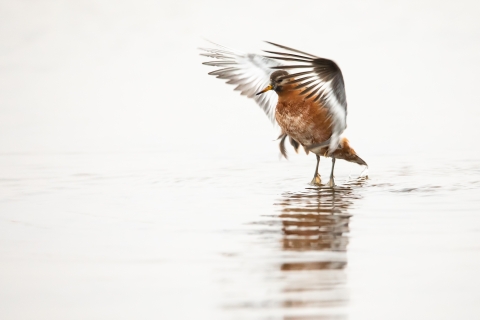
[256,70,289,95]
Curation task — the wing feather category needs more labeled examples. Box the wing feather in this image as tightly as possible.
[200,42,283,124]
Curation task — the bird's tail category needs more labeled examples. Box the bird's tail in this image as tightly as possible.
[330,137,367,166]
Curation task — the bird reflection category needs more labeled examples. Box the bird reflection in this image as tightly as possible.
[277,182,363,256]
[274,178,366,314]
[218,179,366,317]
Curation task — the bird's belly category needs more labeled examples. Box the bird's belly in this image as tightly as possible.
[275,101,332,147]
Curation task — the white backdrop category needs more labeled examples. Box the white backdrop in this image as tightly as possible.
[1,0,479,159]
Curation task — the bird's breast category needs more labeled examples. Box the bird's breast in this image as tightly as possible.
[275,96,333,147]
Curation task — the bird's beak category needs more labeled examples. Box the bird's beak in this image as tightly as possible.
[256,84,273,95]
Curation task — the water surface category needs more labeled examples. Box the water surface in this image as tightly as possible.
[1,153,479,319]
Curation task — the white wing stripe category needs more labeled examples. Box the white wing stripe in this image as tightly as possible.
[323,80,347,151]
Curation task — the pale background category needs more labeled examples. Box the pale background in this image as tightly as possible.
[1,0,479,157]
[1,1,480,319]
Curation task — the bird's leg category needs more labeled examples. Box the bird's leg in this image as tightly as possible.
[328,157,336,187]
[310,154,321,186]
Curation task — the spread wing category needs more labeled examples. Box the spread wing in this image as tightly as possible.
[199,42,283,124]
[264,41,347,153]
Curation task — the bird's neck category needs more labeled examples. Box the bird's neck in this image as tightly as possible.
[276,86,303,101]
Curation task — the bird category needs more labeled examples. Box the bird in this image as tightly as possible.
[200,41,367,186]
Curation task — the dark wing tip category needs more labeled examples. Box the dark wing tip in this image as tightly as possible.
[264,41,318,58]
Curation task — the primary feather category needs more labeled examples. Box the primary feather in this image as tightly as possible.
[199,42,283,124]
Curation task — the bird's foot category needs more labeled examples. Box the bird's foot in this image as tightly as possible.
[310,174,322,186]
[328,177,335,187]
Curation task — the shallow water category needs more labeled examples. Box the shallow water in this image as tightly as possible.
[1,152,479,319]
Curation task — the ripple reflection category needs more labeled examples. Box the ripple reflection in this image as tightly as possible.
[273,179,365,318]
